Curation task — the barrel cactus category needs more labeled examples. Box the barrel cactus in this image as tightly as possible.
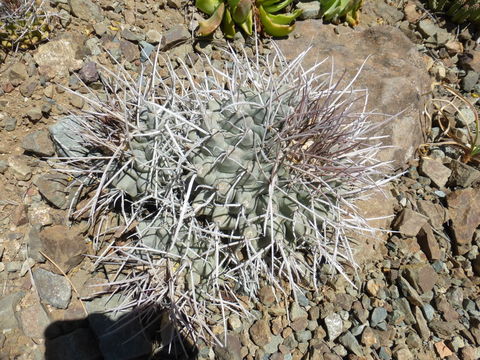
[0,0,51,50]
[426,0,480,25]
[51,47,393,344]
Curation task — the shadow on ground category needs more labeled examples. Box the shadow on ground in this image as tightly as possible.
[44,304,198,360]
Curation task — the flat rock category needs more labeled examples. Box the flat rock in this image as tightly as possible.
[38,225,87,274]
[403,263,438,294]
[8,62,28,86]
[32,268,72,309]
[459,50,480,73]
[392,208,428,237]
[18,302,51,339]
[161,25,190,51]
[0,292,24,330]
[448,159,480,188]
[78,61,99,84]
[34,173,70,209]
[447,188,480,255]
[324,313,343,341]
[22,130,55,157]
[417,224,441,260]
[420,158,451,188]
[277,24,431,169]
[34,35,84,79]
[416,200,449,229]
[249,319,272,347]
[338,331,363,356]
[214,333,242,360]
[69,0,104,22]
[290,302,308,322]
[7,155,32,181]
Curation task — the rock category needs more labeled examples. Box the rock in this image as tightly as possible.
[290,302,308,322]
[277,24,430,169]
[448,159,480,188]
[338,331,363,356]
[0,160,7,174]
[26,107,43,122]
[473,254,480,276]
[413,306,430,340]
[69,0,103,21]
[371,307,388,328]
[296,1,320,19]
[393,347,413,360]
[263,335,283,354]
[447,188,480,255]
[214,333,242,360]
[249,319,272,347]
[403,2,420,23]
[78,61,99,84]
[397,277,423,307]
[34,36,84,79]
[434,341,453,358]
[20,258,36,277]
[436,296,459,322]
[403,263,437,293]
[228,314,243,332]
[416,200,448,229]
[121,29,144,43]
[459,50,480,73]
[0,292,24,330]
[140,41,155,62]
[8,62,28,86]
[146,29,162,44]
[461,71,479,92]
[7,155,32,181]
[44,327,102,360]
[19,79,38,97]
[392,208,428,237]
[324,313,343,341]
[460,346,477,360]
[38,225,87,273]
[419,158,451,188]
[360,327,377,347]
[258,285,276,305]
[294,330,312,343]
[417,19,441,38]
[120,40,139,62]
[32,268,72,309]
[3,116,17,131]
[18,302,51,339]
[34,173,71,209]
[417,224,441,260]
[161,25,190,50]
[22,130,55,157]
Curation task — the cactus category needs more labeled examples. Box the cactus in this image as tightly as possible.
[51,46,394,345]
[320,0,364,26]
[196,0,302,38]
[0,0,51,51]
[426,0,480,25]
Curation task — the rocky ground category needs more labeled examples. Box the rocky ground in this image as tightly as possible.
[1,0,480,359]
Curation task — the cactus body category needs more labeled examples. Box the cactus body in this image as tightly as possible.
[52,47,393,343]
[427,0,480,25]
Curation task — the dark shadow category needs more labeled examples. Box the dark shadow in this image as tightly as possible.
[44,304,198,360]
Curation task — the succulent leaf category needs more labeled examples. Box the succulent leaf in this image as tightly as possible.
[258,4,295,36]
[198,2,225,36]
[196,0,222,14]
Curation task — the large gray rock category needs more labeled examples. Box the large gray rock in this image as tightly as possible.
[277,23,431,170]
[69,0,104,22]
[32,268,72,309]
[0,292,24,330]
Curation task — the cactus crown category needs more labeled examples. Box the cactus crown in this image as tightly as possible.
[51,46,393,344]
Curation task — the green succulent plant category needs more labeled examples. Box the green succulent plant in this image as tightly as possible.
[426,0,480,25]
[196,0,302,38]
[0,0,51,50]
[320,0,363,26]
